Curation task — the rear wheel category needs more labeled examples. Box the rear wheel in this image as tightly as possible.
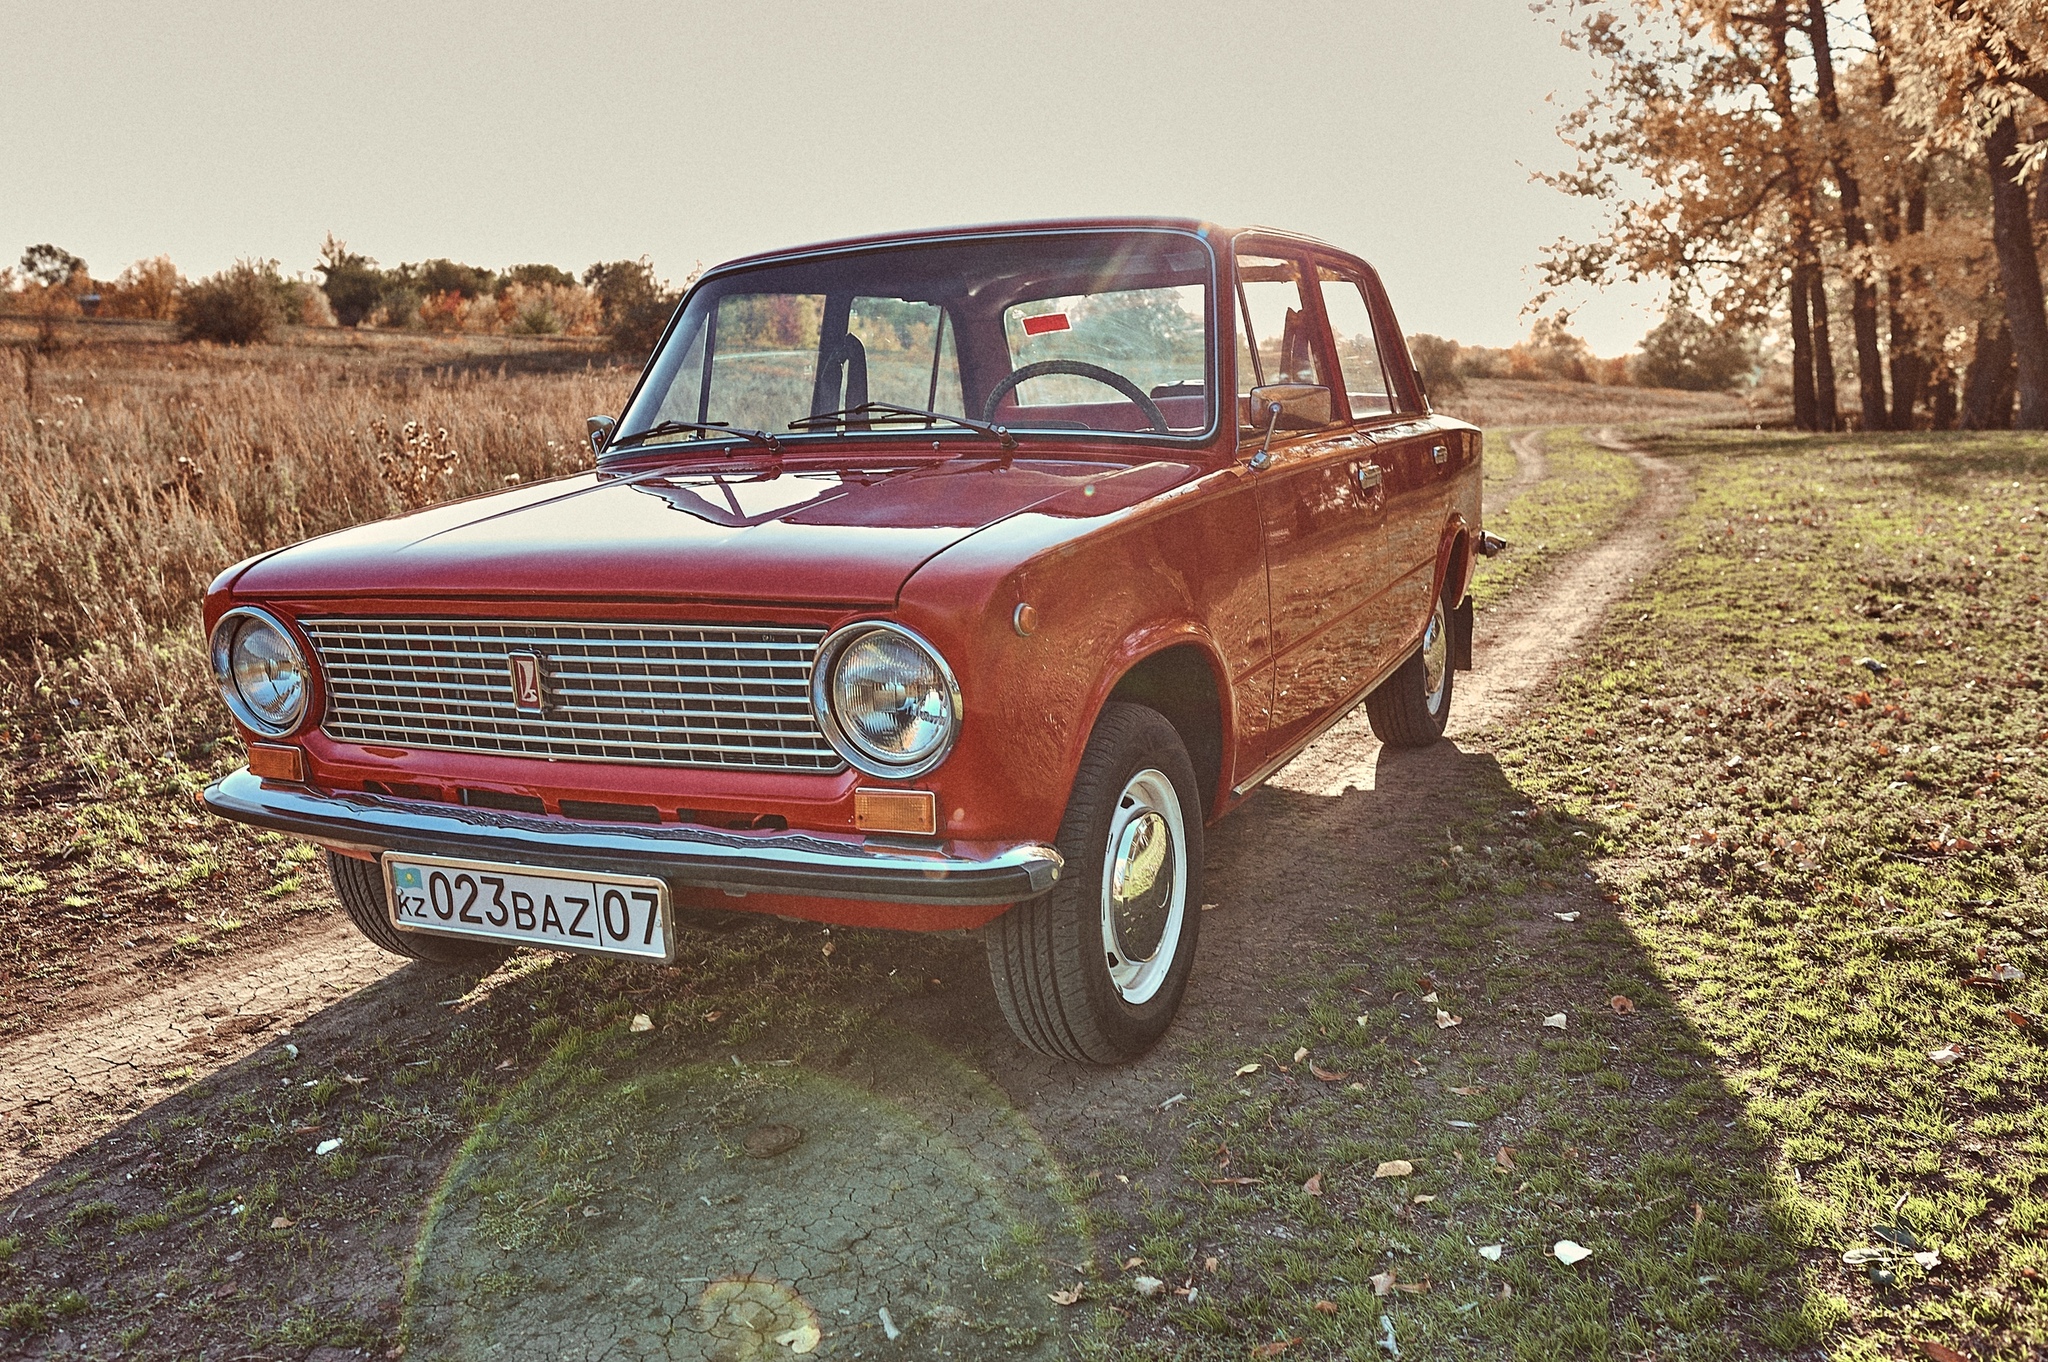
[325,852,512,969]
[1366,593,1455,747]
[984,703,1203,1064]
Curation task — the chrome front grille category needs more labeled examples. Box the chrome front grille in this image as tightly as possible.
[301,619,842,772]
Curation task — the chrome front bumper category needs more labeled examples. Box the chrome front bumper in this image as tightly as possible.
[201,768,1061,909]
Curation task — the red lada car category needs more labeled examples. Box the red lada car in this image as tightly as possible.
[201,218,1490,1063]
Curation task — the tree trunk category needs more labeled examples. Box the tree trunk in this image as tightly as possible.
[1962,321,2016,430]
[1930,374,1957,430]
[1807,0,1886,429]
[1886,189,1927,430]
[1810,270,1840,431]
[1789,264,1818,430]
[1987,114,2048,429]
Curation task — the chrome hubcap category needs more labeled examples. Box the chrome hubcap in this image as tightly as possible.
[1421,598,1449,715]
[1100,768,1186,1006]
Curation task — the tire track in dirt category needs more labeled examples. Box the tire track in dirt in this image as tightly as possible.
[0,427,1685,1197]
[0,919,399,1193]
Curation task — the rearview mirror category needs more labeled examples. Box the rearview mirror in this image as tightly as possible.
[586,414,616,456]
[1248,383,1331,432]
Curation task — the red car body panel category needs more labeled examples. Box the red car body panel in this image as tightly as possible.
[201,217,1483,935]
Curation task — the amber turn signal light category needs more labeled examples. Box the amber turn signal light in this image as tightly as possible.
[247,742,306,782]
[854,788,937,835]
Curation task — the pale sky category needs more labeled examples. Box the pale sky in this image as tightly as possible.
[0,0,1666,355]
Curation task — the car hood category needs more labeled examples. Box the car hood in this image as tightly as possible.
[230,453,1197,605]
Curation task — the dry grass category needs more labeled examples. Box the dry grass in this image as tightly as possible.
[0,321,638,756]
[1440,376,1759,431]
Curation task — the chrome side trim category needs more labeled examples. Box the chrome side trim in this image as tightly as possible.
[201,768,1060,909]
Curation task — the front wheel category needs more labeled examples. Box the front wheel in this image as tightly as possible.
[326,852,512,970]
[1365,593,1455,748]
[984,703,1203,1064]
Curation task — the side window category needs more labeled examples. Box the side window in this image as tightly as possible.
[1235,254,1324,414]
[848,297,963,414]
[1317,267,1393,419]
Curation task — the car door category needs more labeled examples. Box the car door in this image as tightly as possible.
[1315,258,1441,683]
[1240,247,1395,764]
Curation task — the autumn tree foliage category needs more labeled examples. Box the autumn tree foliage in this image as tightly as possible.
[1540,0,2048,430]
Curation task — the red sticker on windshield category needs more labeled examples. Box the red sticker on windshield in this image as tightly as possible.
[1021,313,1070,336]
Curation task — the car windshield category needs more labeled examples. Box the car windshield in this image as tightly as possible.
[612,230,1216,457]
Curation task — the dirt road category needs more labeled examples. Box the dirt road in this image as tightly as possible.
[2,428,1697,1361]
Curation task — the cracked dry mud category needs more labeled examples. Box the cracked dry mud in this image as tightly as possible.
[2,428,1689,1358]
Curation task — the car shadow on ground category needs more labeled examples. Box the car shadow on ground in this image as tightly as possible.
[0,736,1813,1358]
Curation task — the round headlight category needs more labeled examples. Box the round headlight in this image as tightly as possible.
[210,607,311,736]
[812,623,960,777]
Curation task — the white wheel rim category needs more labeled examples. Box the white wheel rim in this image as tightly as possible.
[1421,598,1449,716]
[1099,768,1187,1006]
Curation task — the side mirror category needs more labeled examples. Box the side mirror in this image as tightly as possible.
[1248,383,1331,432]
[586,415,616,457]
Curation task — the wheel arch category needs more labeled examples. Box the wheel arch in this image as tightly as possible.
[1098,636,1232,822]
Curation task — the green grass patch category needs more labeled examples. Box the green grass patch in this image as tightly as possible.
[1473,428,1643,608]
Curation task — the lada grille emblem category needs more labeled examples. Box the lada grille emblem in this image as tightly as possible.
[508,652,545,714]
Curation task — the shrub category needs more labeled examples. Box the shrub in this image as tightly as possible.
[583,258,680,356]
[505,263,576,289]
[1508,312,1595,383]
[103,256,183,320]
[177,261,289,345]
[316,234,387,328]
[1633,305,1756,391]
[1407,333,1466,398]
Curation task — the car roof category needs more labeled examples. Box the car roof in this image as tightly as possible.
[707,217,1347,274]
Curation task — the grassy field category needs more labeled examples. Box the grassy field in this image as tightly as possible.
[1065,428,2045,1359]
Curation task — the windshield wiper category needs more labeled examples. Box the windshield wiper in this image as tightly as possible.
[607,419,782,454]
[788,402,1016,450]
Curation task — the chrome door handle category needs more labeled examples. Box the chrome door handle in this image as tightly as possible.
[1431,443,1448,465]
[1351,462,1383,495]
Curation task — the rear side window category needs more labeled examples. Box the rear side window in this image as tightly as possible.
[1317,267,1392,419]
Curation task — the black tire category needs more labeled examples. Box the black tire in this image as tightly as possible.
[984,703,1204,1064]
[1366,593,1455,748]
[325,852,513,969]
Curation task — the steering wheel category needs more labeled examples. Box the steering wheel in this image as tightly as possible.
[981,359,1170,434]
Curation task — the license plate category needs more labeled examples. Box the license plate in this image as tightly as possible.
[382,854,672,962]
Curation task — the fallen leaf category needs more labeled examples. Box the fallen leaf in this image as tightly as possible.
[1371,1269,1396,1296]
[1373,1159,1414,1179]
[1435,1009,1463,1029]
[1478,1244,1503,1262]
[1500,1282,1514,1299]
[774,1322,822,1355]
[1250,1341,1300,1360]
[1303,1173,1324,1196]
[629,1013,653,1033]
[1048,1284,1084,1306]
[1121,1256,1145,1271]
[1203,1256,1220,1274]
[1553,1239,1593,1265]
[341,1074,367,1084]
[1992,963,2026,984]
[1448,1085,1483,1095]
[1609,995,1636,1015]
[1553,911,1580,922]
[1313,1299,1338,1314]
[1420,991,1440,1004]
[269,1216,294,1230]
[701,1010,723,1022]
[1412,1194,1435,1204]
[820,941,835,957]
[1395,1278,1431,1294]
[1929,1045,1962,1067]
[1310,1063,1348,1082]
[1495,1146,1517,1171]
[1914,1250,1941,1270]
[1542,1013,1567,1029]
[1293,1046,1310,1063]
[1235,1062,1262,1076]
[1356,1015,1371,1028]
[1915,1344,1973,1362]
[1132,1275,1166,1299]
[2003,1009,2037,1031]
[1347,1081,1369,1092]
[314,1138,342,1156]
